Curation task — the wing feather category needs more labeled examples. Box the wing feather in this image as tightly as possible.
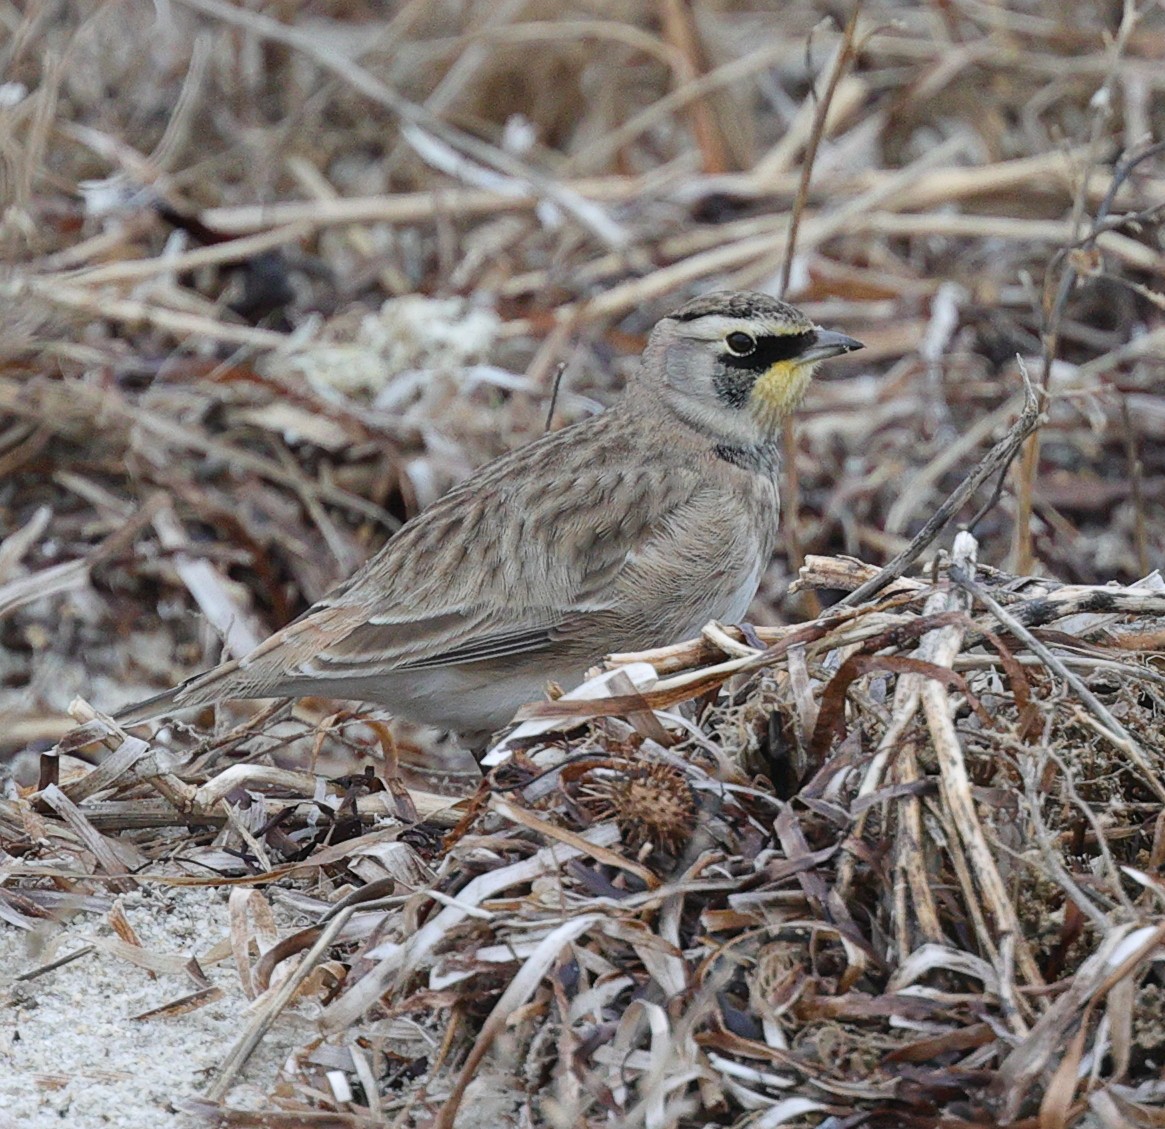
[117,408,779,725]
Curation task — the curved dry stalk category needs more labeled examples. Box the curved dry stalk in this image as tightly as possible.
[839,368,1042,608]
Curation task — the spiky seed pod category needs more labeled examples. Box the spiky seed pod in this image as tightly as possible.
[579,761,696,853]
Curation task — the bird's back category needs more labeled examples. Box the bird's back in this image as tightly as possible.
[118,401,778,730]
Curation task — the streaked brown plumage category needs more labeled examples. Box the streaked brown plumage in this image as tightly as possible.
[118,291,862,739]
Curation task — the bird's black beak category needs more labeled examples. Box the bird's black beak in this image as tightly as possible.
[799,328,864,365]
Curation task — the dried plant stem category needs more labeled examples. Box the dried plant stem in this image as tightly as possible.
[950,564,1165,803]
[205,907,355,1100]
[7,276,286,350]
[839,368,1042,607]
[774,6,862,615]
[1014,7,1145,571]
[893,741,945,955]
[919,533,1044,990]
[778,5,863,299]
[173,0,628,249]
[659,0,730,174]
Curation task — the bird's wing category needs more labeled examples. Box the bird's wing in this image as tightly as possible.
[117,519,638,723]
[115,419,651,719]
[286,515,638,678]
[299,475,769,681]
[117,416,771,722]
[305,611,568,673]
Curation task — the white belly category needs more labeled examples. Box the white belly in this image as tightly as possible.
[718,557,765,624]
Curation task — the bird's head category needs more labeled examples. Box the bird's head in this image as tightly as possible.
[643,290,863,443]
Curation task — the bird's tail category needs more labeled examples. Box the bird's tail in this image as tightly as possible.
[115,658,246,726]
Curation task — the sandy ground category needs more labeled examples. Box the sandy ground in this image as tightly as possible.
[1,887,304,1128]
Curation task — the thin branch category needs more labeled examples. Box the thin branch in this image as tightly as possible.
[1013,9,1148,571]
[777,7,864,298]
[775,7,863,615]
[839,367,1042,608]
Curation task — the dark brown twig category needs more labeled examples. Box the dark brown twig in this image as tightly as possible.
[1013,109,1160,570]
[1120,395,1150,576]
[776,6,863,615]
[544,361,567,433]
[777,6,864,299]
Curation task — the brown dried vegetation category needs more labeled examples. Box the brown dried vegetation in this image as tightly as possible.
[4,2,1165,1127]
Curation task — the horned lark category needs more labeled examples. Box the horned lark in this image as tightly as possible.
[118,291,861,738]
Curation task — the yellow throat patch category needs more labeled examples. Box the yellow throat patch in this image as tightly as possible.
[750,359,815,432]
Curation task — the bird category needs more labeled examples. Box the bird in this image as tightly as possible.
[117,291,862,741]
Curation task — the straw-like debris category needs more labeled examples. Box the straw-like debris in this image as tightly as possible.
[5,543,1165,1126]
[3,2,1165,1126]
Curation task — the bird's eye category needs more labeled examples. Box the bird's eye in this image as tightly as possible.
[725,331,756,356]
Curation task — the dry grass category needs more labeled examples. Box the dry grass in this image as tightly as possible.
[3,1,1165,1126]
